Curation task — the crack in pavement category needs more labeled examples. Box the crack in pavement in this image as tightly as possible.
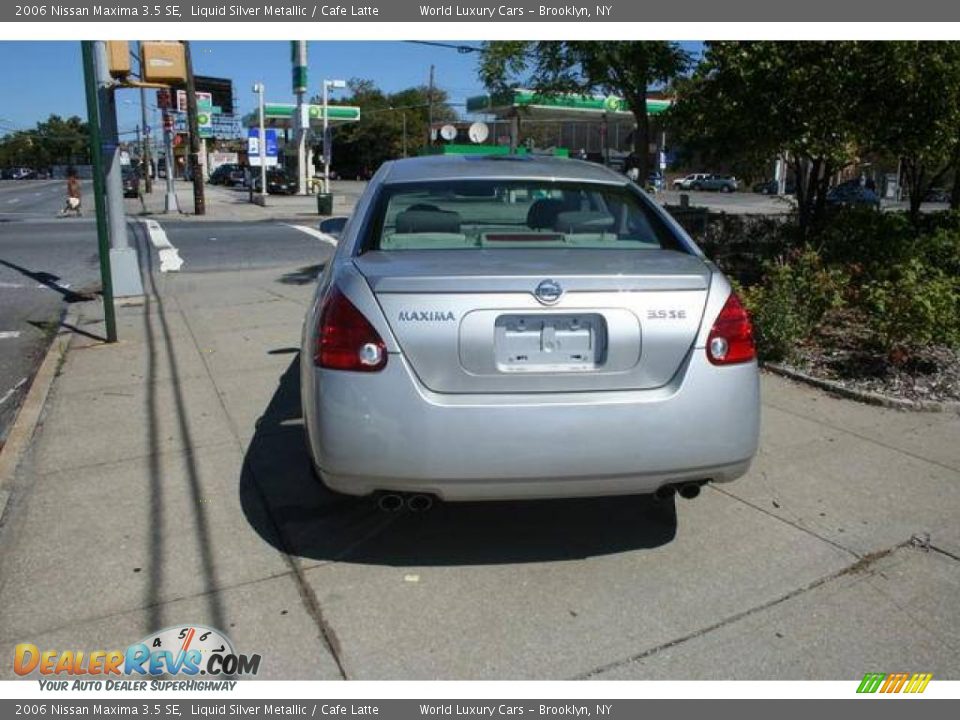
[572,540,913,680]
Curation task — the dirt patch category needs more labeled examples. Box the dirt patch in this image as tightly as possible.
[782,309,960,404]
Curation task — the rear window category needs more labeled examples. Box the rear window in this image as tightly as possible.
[362,180,686,253]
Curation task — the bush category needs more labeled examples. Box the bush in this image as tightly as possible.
[812,207,914,275]
[739,248,847,362]
[861,259,960,355]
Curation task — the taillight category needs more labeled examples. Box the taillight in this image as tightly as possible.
[706,292,756,365]
[314,287,387,371]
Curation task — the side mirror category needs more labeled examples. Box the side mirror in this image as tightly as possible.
[318,216,348,240]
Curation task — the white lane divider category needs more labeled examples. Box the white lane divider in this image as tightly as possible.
[0,331,21,340]
[286,224,338,246]
[0,282,24,289]
[140,218,183,272]
[7,198,20,204]
[0,378,28,407]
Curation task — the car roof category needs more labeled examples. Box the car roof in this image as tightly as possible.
[380,154,627,185]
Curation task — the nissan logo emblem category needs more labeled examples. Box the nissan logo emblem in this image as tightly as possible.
[534,279,563,305]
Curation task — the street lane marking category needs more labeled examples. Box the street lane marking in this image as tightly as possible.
[287,224,338,246]
[7,198,20,204]
[0,331,22,340]
[0,378,28,408]
[140,218,184,272]
[0,282,24,289]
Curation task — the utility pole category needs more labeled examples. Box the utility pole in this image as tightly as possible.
[93,41,143,299]
[253,82,267,205]
[292,41,310,195]
[427,64,435,146]
[139,83,152,193]
[81,41,117,343]
[182,41,205,215]
[158,88,180,213]
[402,112,407,158]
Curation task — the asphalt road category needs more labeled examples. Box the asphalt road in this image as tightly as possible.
[0,179,101,445]
[0,177,331,446]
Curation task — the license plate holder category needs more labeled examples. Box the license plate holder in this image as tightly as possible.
[494,313,606,372]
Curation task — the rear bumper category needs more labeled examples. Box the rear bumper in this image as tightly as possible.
[302,350,760,501]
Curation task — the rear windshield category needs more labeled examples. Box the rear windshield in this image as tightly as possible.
[362,180,687,253]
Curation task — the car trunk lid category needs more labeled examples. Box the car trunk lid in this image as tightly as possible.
[355,249,711,393]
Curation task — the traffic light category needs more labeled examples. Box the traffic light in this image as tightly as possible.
[106,41,131,78]
[140,41,186,84]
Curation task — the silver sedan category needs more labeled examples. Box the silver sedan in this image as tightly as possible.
[301,155,759,503]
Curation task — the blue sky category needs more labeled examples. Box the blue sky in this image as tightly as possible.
[0,41,489,137]
[0,41,703,138]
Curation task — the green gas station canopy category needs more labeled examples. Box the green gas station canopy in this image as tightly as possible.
[256,103,361,128]
[465,90,671,119]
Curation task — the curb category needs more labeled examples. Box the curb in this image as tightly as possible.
[0,304,82,522]
[765,363,960,413]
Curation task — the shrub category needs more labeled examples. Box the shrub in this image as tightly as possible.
[812,207,914,276]
[861,259,960,355]
[738,248,847,362]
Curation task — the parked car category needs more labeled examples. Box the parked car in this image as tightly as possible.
[252,169,298,195]
[646,171,665,192]
[752,179,797,195]
[672,173,710,190]
[208,163,243,186]
[300,155,760,504]
[10,167,36,180]
[924,187,951,203]
[121,167,140,198]
[692,174,738,192]
[826,183,881,210]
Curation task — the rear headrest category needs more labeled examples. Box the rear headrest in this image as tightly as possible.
[395,209,461,234]
[554,211,615,233]
[526,198,565,229]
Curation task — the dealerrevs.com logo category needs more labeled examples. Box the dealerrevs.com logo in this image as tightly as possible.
[15,625,261,690]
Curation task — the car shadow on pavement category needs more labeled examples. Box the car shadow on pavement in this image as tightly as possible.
[240,356,677,567]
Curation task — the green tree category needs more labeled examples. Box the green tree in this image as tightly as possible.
[479,41,692,180]
[672,42,865,234]
[858,42,960,224]
[0,114,89,169]
[311,79,456,177]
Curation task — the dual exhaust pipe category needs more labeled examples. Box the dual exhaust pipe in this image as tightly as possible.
[378,484,703,511]
[655,482,705,501]
[377,492,434,513]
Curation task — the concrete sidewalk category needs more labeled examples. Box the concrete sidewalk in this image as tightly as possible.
[0,246,958,680]
[128,179,364,222]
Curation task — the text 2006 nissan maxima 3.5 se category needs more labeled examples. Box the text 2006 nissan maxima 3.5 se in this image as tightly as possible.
[300,155,760,503]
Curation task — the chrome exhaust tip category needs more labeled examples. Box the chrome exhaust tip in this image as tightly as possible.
[377,493,405,512]
[407,494,434,513]
[678,482,702,500]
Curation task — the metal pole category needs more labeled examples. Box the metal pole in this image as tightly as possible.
[427,64,435,145]
[183,41,206,215]
[163,111,179,212]
[257,83,267,203]
[402,112,407,158]
[139,79,152,193]
[81,41,117,343]
[292,41,309,195]
[94,41,142,299]
[323,80,329,195]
